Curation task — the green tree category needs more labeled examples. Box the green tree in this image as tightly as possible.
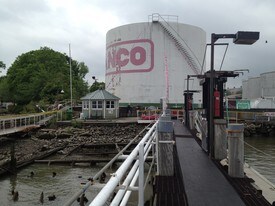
[89,81,105,92]
[0,60,5,73]
[0,76,11,103]
[6,47,89,109]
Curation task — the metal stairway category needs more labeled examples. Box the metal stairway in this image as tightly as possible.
[152,14,201,75]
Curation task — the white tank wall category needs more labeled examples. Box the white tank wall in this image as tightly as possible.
[105,22,206,105]
[242,80,248,99]
[260,72,275,98]
[242,71,275,100]
[247,77,261,99]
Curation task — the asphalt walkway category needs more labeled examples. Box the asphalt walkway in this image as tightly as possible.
[173,120,246,206]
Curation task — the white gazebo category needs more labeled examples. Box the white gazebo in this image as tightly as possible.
[80,89,120,119]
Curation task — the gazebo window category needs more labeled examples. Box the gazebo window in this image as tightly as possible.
[83,101,89,109]
[106,100,115,109]
[98,101,103,108]
[92,101,103,109]
[92,101,97,108]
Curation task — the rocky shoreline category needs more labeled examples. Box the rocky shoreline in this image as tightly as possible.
[0,123,146,174]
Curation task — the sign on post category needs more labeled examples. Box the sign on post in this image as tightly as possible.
[236,100,250,110]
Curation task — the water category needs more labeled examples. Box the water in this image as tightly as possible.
[0,137,274,205]
[244,135,275,184]
[0,163,115,206]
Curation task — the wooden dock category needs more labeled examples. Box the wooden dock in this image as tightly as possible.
[154,120,272,206]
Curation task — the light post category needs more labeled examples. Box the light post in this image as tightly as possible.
[69,44,73,110]
[209,31,259,157]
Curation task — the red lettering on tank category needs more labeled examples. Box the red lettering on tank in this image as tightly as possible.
[130,46,146,66]
[106,39,154,75]
[116,48,129,67]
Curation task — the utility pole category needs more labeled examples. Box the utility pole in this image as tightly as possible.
[69,44,73,110]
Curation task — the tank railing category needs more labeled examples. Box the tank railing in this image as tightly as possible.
[63,122,155,206]
[148,13,178,23]
[153,14,202,74]
[89,122,157,206]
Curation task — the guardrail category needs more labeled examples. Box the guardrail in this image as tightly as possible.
[226,110,275,123]
[0,111,58,135]
[64,121,158,206]
[136,109,183,121]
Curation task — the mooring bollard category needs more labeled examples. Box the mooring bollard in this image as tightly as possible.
[189,110,195,130]
[214,119,227,160]
[227,124,244,178]
[157,113,174,176]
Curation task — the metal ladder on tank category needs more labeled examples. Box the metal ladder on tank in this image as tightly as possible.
[149,13,202,75]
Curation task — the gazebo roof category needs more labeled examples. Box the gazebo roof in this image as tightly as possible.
[81,89,120,100]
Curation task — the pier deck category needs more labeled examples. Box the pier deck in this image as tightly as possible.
[157,120,246,206]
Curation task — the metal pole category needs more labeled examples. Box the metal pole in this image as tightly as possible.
[209,33,215,157]
[69,44,73,110]
[138,143,144,206]
[156,132,159,175]
[111,132,155,205]
[186,75,190,128]
[111,160,140,205]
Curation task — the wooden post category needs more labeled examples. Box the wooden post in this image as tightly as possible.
[214,119,227,160]
[157,114,174,176]
[10,140,17,173]
[189,111,194,130]
[227,124,244,178]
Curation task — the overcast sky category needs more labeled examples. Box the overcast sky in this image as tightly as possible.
[0,0,274,88]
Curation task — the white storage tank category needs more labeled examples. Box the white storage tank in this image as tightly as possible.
[242,80,248,99]
[105,16,206,107]
[260,71,275,98]
[246,77,261,99]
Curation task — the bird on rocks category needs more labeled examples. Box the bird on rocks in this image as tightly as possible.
[28,171,35,178]
[77,193,88,206]
[40,192,44,203]
[48,194,56,201]
[12,190,19,201]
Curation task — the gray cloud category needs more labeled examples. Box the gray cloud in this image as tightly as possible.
[0,0,274,88]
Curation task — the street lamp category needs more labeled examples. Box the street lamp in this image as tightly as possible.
[209,31,259,157]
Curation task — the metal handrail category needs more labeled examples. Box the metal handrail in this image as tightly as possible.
[89,121,158,206]
[151,13,202,74]
[110,131,156,205]
[90,122,157,206]
[63,122,156,206]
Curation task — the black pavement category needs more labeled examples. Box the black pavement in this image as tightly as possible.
[174,120,246,206]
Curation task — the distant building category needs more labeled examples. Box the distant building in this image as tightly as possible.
[242,71,275,109]
[80,89,120,119]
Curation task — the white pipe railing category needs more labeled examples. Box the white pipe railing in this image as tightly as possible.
[64,123,153,206]
[0,112,57,135]
[89,121,157,206]
[110,130,155,205]
[138,143,144,206]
